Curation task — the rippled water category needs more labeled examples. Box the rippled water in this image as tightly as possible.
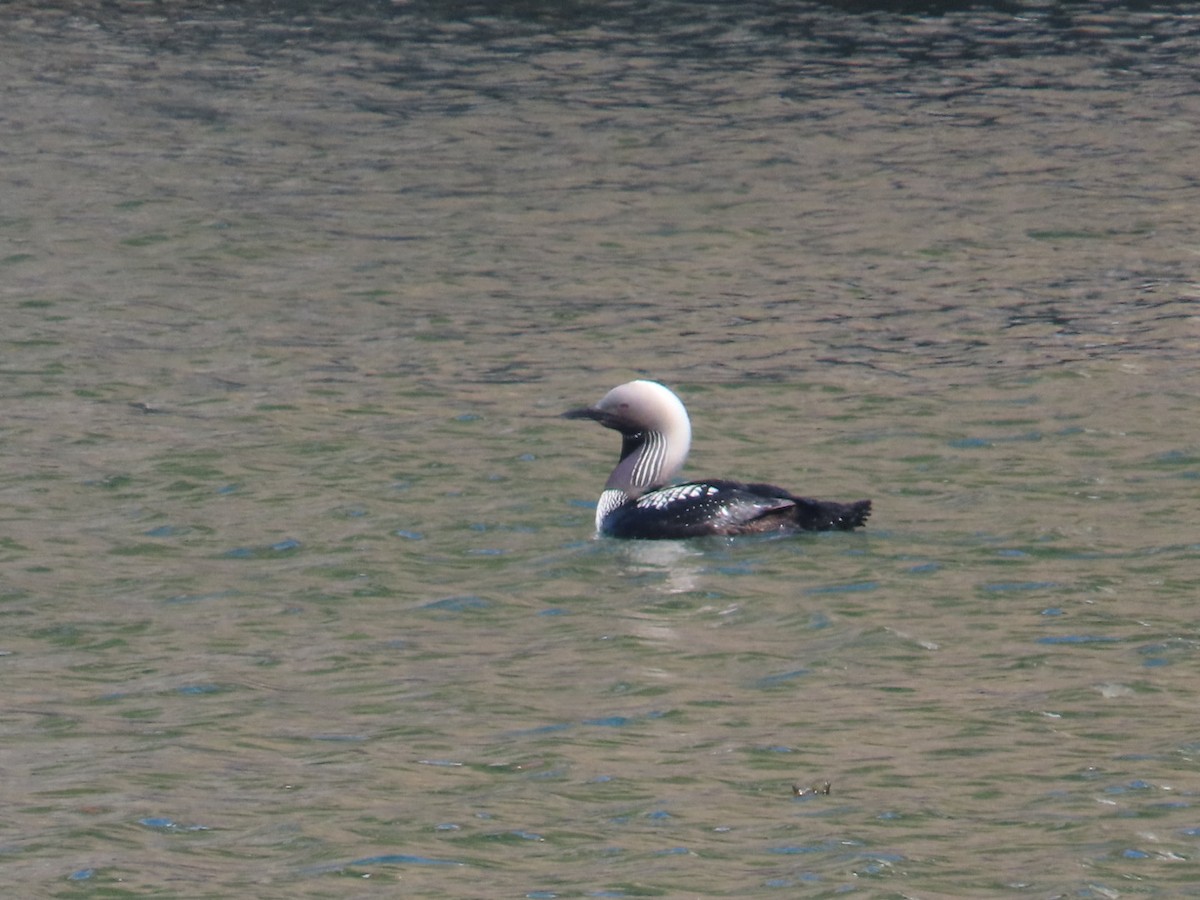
[4,1,1200,896]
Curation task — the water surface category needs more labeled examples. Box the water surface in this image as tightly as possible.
[3,1,1199,896]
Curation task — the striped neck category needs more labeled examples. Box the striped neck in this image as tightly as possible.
[605,429,675,497]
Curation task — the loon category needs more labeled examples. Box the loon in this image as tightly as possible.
[563,379,872,540]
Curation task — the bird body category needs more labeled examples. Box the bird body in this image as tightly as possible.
[563,380,871,540]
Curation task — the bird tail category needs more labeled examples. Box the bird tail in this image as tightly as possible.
[791,497,872,531]
[739,483,872,533]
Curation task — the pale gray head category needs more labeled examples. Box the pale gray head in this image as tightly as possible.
[563,379,692,497]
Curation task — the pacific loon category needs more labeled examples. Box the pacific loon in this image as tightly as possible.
[563,379,871,539]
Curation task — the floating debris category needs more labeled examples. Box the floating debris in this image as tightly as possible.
[129,402,167,414]
[792,781,832,798]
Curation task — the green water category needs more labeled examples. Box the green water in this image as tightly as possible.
[4,2,1199,897]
